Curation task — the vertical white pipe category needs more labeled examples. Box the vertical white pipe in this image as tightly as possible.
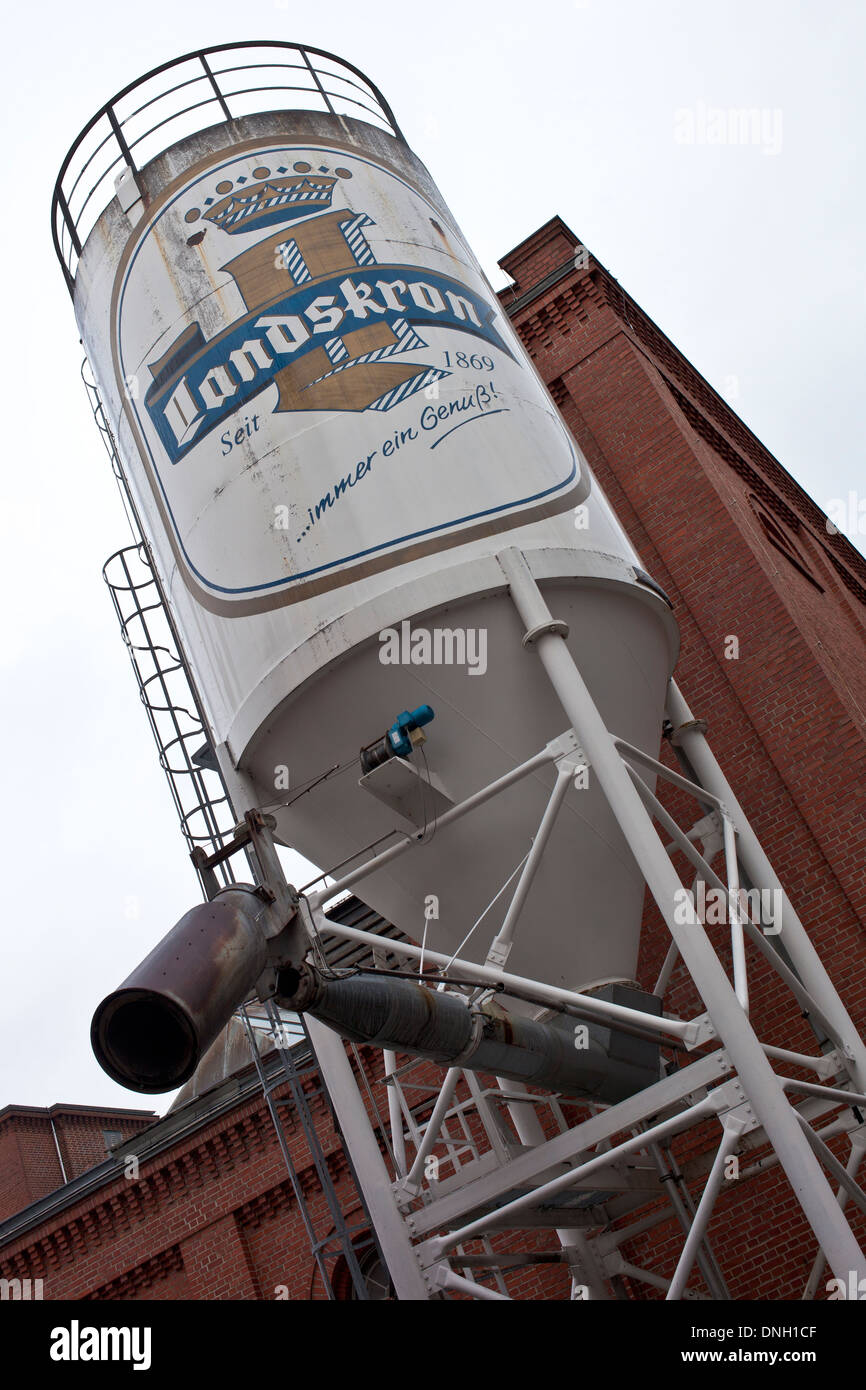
[49,1116,68,1185]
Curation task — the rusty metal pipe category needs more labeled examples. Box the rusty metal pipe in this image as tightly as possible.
[277,966,659,1105]
[91,888,271,1093]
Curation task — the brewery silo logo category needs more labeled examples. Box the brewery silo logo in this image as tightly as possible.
[144,160,513,465]
[114,142,583,609]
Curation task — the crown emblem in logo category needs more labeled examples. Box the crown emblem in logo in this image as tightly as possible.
[184,161,354,236]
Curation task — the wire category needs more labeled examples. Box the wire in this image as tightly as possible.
[415,747,439,975]
[257,755,358,815]
[306,909,356,982]
[415,743,438,845]
[347,965,504,993]
[441,852,531,972]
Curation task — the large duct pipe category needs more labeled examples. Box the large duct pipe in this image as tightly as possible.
[278,966,660,1105]
[92,888,660,1103]
[91,888,271,1093]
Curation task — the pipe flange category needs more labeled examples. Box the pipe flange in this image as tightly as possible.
[669,718,708,746]
[522,618,569,648]
[273,960,321,1011]
[449,1010,485,1067]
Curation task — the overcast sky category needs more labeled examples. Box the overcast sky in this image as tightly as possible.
[1,0,863,1116]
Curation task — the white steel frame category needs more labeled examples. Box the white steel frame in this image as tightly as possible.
[259,546,866,1301]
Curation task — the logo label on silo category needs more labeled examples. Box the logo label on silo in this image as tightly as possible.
[114,144,584,612]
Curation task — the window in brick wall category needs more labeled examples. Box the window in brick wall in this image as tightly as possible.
[332,1244,394,1300]
[101,1128,124,1152]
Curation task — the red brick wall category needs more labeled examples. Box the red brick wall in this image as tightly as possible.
[497,217,866,1298]
[0,1050,574,1301]
[0,1067,375,1303]
[52,1110,155,1184]
[0,1107,154,1223]
[0,1116,63,1224]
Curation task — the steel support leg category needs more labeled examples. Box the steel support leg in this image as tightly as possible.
[666,680,866,1093]
[383,1049,407,1176]
[666,1120,743,1300]
[649,1141,729,1300]
[487,763,573,967]
[802,1134,866,1300]
[497,546,866,1282]
[404,1067,462,1190]
[304,1017,432,1299]
[497,1077,612,1299]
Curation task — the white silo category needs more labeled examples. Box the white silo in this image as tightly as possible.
[57,44,677,1004]
[56,43,866,1304]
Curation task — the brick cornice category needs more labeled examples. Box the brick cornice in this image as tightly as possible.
[498,224,866,605]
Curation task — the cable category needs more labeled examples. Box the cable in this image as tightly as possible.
[257,755,358,815]
[415,743,438,845]
[344,965,503,993]
[441,852,531,972]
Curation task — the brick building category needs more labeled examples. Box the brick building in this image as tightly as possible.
[0,1026,378,1302]
[496,216,866,1299]
[0,1104,155,1226]
[2,217,864,1300]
